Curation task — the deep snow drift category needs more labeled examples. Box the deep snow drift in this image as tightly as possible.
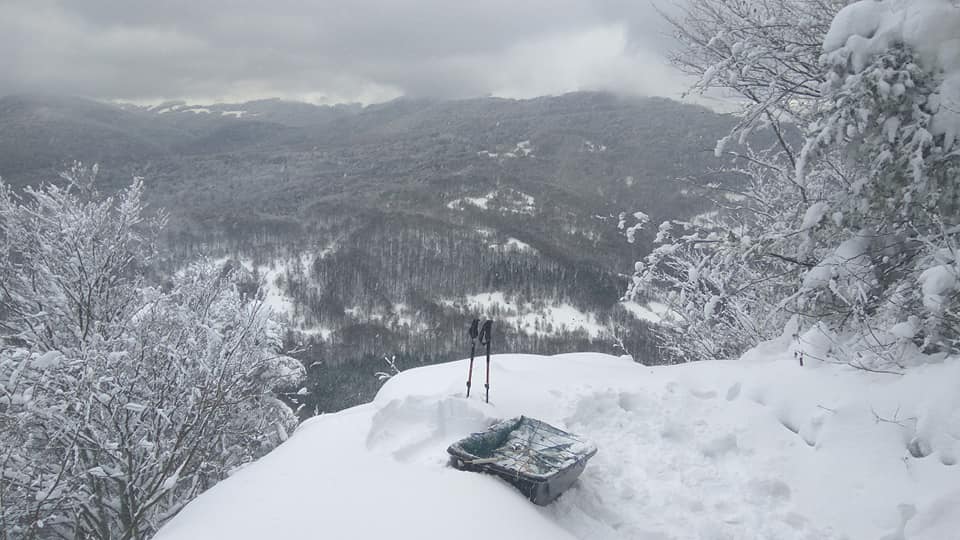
[156,343,960,540]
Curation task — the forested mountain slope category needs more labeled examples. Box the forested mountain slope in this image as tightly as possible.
[0,91,742,413]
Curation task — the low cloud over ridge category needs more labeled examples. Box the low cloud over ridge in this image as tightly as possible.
[0,0,690,104]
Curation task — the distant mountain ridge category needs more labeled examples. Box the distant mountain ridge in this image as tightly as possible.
[0,91,731,182]
[0,91,739,262]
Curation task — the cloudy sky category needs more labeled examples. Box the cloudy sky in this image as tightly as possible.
[0,0,692,105]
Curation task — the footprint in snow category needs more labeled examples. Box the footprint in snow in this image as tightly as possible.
[689,388,718,400]
[746,478,792,505]
[617,392,647,412]
[699,433,739,458]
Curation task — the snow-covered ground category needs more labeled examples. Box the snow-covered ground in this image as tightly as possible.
[489,237,535,253]
[584,140,607,153]
[620,300,673,324]
[212,255,332,337]
[212,256,296,317]
[443,292,607,338]
[478,140,534,159]
[156,337,960,540]
[446,189,536,215]
[447,192,495,210]
[345,302,431,332]
[146,101,253,118]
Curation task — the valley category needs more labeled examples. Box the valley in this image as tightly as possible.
[0,91,740,413]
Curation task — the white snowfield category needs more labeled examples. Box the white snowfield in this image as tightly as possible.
[443,292,609,338]
[156,343,960,540]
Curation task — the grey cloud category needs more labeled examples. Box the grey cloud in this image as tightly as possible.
[0,0,691,104]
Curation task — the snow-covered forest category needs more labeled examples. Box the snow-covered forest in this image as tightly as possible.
[2,0,960,538]
[631,0,960,371]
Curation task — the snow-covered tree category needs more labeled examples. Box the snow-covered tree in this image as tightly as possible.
[0,165,304,539]
[627,0,836,362]
[662,0,841,162]
[797,0,960,360]
[634,0,960,367]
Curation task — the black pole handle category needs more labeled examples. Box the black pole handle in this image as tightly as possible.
[469,319,480,339]
[466,319,480,397]
[479,319,492,345]
[479,320,493,403]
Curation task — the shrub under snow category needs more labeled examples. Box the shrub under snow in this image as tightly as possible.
[0,165,304,539]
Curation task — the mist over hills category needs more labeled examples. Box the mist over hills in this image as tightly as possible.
[0,91,741,413]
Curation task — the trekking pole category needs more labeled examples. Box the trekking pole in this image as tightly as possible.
[479,320,493,403]
[466,319,480,397]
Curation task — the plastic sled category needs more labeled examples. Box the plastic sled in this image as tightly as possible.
[447,416,598,505]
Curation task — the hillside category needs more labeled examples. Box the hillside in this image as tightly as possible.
[0,92,744,412]
[154,345,960,540]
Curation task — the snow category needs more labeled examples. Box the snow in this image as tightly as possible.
[918,264,958,313]
[257,266,294,315]
[298,324,334,340]
[563,225,601,242]
[478,141,534,159]
[690,209,719,228]
[723,192,747,202]
[792,322,840,363]
[619,211,650,244]
[584,140,607,153]
[156,346,960,540]
[446,189,536,215]
[619,300,672,324]
[32,350,63,370]
[890,316,920,340]
[703,294,722,319]
[210,255,340,339]
[822,1,894,54]
[824,0,960,148]
[317,242,338,259]
[447,193,493,210]
[832,211,845,227]
[714,135,731,157]
[503,237,534,253]
[800,201,830,231]
[514,191,535,209]
[802,233,872,290]
[218,257,295,317]
[155,104,213,114]
[443,293,607,338]
[345,302,429,332]
[514,140,533,157]
[531,305,607,338]
[150,101,185,114]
